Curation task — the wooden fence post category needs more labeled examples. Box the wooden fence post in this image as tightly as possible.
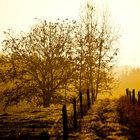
[80,91,83,118]
[87,89,90,110]
[126,88,129,97]
[92,89,94,104]
[129,90,131,101]
[62,105,68,140]
[138,91,140,104]
[132,89,136,104]
[73,98,77,131]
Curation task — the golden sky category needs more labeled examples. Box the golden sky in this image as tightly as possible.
[0,0,140,66]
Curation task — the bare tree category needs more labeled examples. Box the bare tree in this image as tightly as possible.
[0,20,77,110]
[0,1,120,110]
[80,0,120,98]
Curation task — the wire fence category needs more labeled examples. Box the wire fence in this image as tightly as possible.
[62,89,94,139]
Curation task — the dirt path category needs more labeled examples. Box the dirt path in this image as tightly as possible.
[69,98,130,140]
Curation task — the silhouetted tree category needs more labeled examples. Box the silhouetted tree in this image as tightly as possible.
[0,20,77,110]
[79,0,119,98]
[0,1,120,110]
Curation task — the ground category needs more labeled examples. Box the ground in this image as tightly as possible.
[0,98,132,140]
[68,98,130,140]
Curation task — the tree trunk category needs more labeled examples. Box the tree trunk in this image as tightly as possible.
[95,41,103,98]
[42,90,51,107]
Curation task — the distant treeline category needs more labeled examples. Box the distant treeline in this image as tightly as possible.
[117,66,140,94]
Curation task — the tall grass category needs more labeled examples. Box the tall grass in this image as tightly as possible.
[117,96,140,139]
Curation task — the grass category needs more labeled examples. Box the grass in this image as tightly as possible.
[67,98,130,139]
[0,104,63,139]
[1,91,140,139]
[117,96,140,139]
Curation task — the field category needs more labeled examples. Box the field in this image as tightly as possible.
[117,96,140,140]
[0,104,63,139]
[1,93,140,139]
[0,85,140,140]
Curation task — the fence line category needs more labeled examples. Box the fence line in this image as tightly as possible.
[126,88,140,104]
[49,103,73,138]
[62,89,94,139]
